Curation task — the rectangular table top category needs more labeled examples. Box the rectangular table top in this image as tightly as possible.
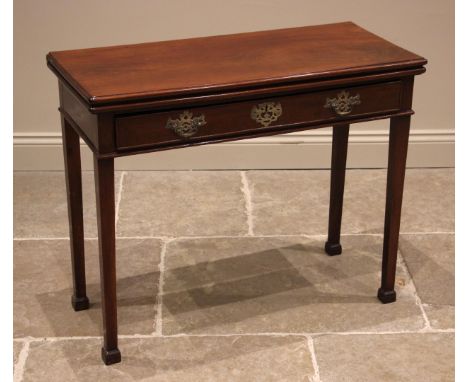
[47,22,426,108]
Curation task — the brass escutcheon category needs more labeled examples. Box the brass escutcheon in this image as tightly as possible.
[324,90,361,116]
[251,102,282,127]
[166,110,206,138]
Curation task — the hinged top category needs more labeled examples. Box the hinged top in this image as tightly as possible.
[47,22,426,108]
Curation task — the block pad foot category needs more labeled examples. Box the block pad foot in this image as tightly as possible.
[71,296,90,311]
[101,347,121,365]
[325,241,342,256]
[377,288,397,304]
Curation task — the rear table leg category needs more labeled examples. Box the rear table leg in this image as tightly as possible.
[325,124,350,256]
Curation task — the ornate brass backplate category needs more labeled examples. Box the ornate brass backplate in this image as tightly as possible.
[324,91,361,116]
[250,102,283,127]
[166,110,206,138]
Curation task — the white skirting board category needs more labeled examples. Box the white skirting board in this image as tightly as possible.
[13,129,454,170]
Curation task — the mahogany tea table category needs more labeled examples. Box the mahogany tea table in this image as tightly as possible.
[46,22,427,365]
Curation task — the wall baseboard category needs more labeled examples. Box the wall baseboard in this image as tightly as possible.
[13,129,454,170]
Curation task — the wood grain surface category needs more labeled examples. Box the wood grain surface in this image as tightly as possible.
[47,22,426,106]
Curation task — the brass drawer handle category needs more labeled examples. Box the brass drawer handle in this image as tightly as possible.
[166,111,206,138]
[251,102,282,127]
[324,91,361,116]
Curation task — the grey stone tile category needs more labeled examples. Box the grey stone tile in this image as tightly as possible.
[422,304,455,330]
[14,171,123,238]
[162,235,424,334]
[247,170,329,235]
[117,171,247,237]
[314,333,454,382]
[400,233,454,329]
[24,336,314,381]
[14,169,453,239]
[399,234,454,305]
[341,169,386,234]
[14,239,161,337]
[401,169,454,233]
[247,169,454,235]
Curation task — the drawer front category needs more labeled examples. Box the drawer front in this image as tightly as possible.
[115,81,402,150]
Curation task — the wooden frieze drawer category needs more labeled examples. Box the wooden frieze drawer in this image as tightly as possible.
[114,81,402,150]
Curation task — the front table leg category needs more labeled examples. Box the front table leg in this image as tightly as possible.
[378,116,411,304]
[61,117,89,311]
[94,155,121,364]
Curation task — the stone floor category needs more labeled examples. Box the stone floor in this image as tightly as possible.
[13,169,454,381]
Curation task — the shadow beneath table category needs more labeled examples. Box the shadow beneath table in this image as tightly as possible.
[29,237,423,337]
[32,270,159,337]
[160,240,417,333]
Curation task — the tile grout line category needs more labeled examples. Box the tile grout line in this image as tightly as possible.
[12,231,455,241]
[170,329,455,336]
[240,171,254,236]
[422,302,454,308]
[400,231,455,235]
[13,237,72,241]
[115,171,126,226]
[153,239,170,336]
[398,251,432,331]
[414,293,432,330]
[13,340,30,382]
[306,336,322,382]
[13,328,455,343]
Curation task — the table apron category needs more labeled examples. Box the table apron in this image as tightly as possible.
[114,81,403,152]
